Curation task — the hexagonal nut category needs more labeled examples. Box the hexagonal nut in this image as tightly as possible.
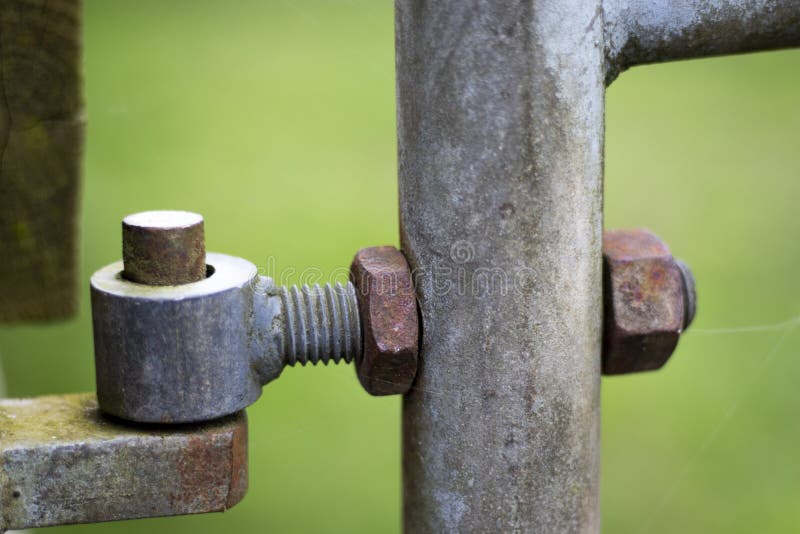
[602,229,695,375]
[350,246,419,395]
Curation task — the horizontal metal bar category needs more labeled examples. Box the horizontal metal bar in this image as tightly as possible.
[0,394,247,531]
[604,0,800,82]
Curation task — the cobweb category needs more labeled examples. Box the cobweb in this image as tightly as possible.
[638,313,800,532]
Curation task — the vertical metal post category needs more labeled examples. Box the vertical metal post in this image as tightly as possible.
[397,1,604,531]
[396,1,800,531]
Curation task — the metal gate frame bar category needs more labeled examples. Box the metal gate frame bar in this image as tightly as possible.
[396,1,800,531]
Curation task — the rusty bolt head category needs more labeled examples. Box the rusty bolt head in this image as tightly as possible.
[122,210,206,286]
[350,246,419,395]
[602,229,696,375]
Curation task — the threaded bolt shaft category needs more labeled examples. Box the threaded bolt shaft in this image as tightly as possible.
[677,259,697,331]
[278,282,362,366]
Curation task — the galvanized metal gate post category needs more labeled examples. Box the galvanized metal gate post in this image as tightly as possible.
[396,1,800,532]
[397,3,603,531]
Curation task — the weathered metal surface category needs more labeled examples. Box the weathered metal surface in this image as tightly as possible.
[0,0,84,322]
[92,253,266,423]
[350,246,419,395]
[602,229,695,375]
[396,0,796,529]
[0,394,247,531]
[397,1,604,531]
[122,210,207,286]
[94,216,411,421]
[92,248,370,423]
[604,0,800,83]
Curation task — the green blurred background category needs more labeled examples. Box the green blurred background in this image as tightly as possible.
[1,1,799,532]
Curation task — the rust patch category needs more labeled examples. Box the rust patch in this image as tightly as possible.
[175,434,228,512]
[175,411,248,513]
[226,412,249,509]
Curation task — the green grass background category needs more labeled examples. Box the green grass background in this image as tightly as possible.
[1,1,799,532]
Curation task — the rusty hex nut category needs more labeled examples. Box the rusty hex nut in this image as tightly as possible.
[602,229,696,375]
[350,246,419,395]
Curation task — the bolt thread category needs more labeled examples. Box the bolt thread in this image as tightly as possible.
[676,259,697,331]
[279,282,362,366]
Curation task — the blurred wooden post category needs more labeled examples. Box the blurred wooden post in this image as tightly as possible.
[0,0,84,322]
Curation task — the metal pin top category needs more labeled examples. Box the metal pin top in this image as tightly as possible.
[122,210,206,286]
